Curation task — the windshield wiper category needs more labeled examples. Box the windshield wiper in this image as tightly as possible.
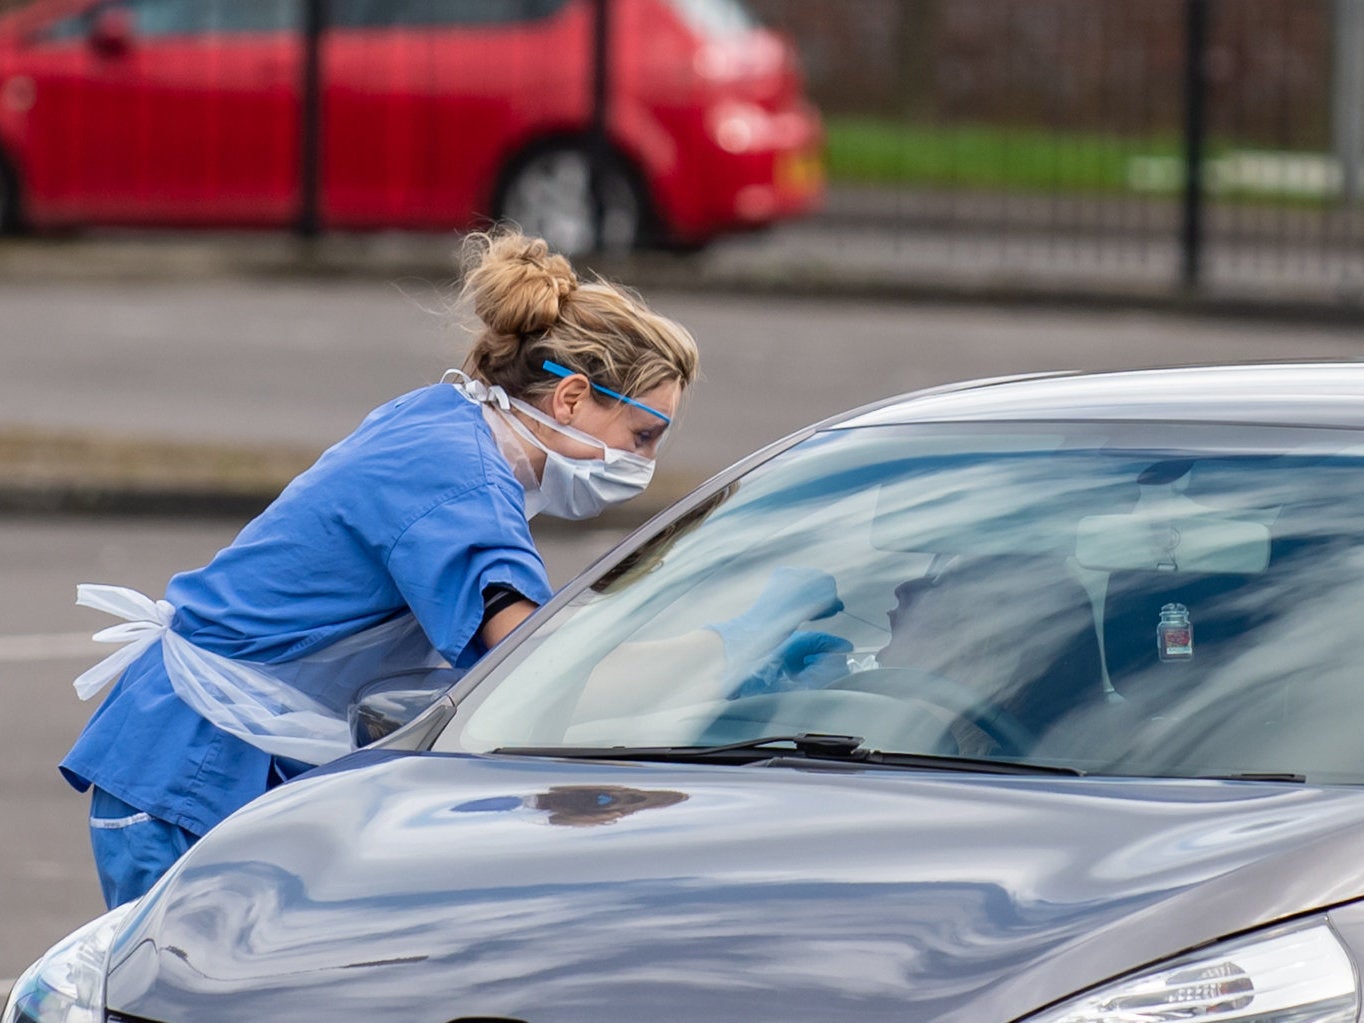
[492,733,869,763]
[490,733,1084,775]
[1197,772,1307,783]
[806,750,1083,776]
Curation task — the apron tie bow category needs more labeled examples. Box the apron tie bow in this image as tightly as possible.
[72,584,175,700]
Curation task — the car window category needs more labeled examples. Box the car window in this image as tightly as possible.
[439,421,1364,785]
[131,0,298,35]
[37,0,298,40]
[665,0,758,37]
[330,0,570,29]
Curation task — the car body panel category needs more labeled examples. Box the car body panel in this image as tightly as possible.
[321,2,593,230]
[835,362,1364,431]
[1,14,299,225]
[105,750,1364,1023]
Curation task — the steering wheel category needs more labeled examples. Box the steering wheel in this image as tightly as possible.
[822,667,1037,757]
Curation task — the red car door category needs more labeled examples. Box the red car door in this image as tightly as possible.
[321,0,588,230]
[320,0,432,228]
[14,0,299,226]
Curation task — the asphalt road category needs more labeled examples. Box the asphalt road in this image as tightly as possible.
[8,277,1364,494]
[5,276,1364,991]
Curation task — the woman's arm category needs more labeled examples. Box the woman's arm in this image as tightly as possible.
[480,599,538,647]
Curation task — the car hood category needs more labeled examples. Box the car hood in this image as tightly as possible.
[106,751,1364,1023]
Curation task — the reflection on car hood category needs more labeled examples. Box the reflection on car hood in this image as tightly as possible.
[107,750,1364,1023]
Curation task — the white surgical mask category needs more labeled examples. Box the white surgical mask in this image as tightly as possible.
[445,371,655,520]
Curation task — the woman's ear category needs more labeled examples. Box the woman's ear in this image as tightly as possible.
[548,373,592,424]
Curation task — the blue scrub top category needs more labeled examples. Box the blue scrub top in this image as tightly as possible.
[61,384,553,836]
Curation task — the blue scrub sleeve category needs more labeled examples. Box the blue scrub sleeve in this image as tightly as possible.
[386,486,552,664]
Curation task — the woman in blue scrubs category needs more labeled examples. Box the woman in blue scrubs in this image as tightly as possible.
[62,230,700,908]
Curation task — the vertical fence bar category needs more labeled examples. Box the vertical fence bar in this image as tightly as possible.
[1330,0,1364,291]
[297,0,326,238]
[1180,0,1209,289]
[589,0,611,249]
[1334,0,1364,205]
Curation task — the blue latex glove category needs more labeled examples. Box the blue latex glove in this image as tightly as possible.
[731,630,855,699]
[705,566,845,672]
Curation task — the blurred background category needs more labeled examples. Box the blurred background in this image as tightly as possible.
[758,0,1364,301]
[1,0,1363,300]
[6,0,1364,992]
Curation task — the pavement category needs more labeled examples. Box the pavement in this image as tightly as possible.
[3,183,1364,520]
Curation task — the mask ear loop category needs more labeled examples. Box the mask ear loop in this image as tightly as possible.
[504,395,654,469]
[441,369,651,469]
[442,369,589,461]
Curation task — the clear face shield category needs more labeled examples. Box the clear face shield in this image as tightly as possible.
[443,366,668,520]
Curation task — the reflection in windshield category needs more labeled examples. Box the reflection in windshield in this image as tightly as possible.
[441,423,1364,784]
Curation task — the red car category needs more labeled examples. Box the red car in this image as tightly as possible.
[0,0,824,253]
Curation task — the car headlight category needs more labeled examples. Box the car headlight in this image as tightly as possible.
[1026,918,1358,1022]
[1,902,138,1023]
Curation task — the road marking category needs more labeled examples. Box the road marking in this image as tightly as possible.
[0,632,100,662]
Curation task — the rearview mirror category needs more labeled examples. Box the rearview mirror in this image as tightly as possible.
[1075,512,1271,574]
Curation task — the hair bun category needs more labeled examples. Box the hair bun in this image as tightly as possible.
[462,231,578,338]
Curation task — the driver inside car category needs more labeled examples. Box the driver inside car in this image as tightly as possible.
[572,565,847,720]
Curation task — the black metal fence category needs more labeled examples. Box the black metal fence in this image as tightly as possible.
[749,0,1364,305]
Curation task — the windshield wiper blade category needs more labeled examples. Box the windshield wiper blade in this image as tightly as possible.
[850,750,1083,776]
[490,734,1084,775]
[1197,772,1307,783]
[491,733,869,763]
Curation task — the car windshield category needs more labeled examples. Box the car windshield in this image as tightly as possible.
[437,420,1364,784]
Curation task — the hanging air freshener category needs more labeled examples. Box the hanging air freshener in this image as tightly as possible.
[1157,602,1194,661]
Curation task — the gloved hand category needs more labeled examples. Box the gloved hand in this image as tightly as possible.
[731,630,855,699]
[705,566,845,688]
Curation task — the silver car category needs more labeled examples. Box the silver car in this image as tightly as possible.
[9,362,1364,1023]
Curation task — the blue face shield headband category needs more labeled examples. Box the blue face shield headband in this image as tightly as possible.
[541,360,672,426]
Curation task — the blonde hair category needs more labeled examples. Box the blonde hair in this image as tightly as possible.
[459,230,699,405]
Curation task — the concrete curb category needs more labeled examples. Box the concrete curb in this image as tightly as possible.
[0,423,700,526]
[0,425,319,518]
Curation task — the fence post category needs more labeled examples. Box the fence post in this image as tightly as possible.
[297,0,326,238]
[895,0,939,119]
[590,0,611,249]
[1180,0,1209,290]
[1334,0,1364,204]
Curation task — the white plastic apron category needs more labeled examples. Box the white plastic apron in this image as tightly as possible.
[73,584,453,765]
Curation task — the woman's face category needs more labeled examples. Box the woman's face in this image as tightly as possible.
[535,376,681,461]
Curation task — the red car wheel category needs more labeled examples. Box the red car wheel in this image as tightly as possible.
[496,144,645,257]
